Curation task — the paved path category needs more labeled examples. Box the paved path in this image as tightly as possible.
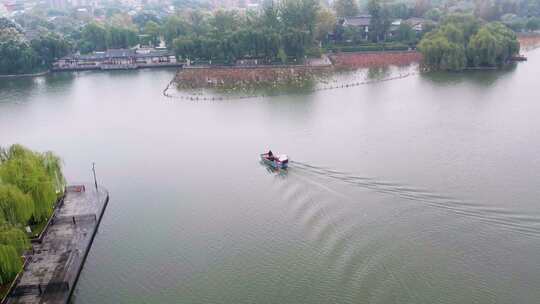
[4,184,109,304]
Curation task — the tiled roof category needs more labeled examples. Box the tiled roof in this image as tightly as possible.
[63,49,173,60]
[343,15,371,27]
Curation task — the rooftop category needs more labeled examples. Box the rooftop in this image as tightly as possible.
[62,48,174,60]
[343,15,372,27]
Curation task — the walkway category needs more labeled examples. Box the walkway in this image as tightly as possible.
[4,184,109,304]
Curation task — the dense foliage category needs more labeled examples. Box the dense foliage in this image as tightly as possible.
[0,145,65,285]
[0,17,70,75]
[418,14,519,70]
[78,22,139,53]
[171,0,320,63]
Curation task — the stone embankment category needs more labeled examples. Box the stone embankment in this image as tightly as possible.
[2,184,109,304]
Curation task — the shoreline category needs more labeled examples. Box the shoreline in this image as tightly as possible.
[0,71,50,78]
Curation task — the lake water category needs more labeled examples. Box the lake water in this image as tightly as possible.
[1,49,540,304]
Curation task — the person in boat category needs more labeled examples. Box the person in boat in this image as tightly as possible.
[267,150,274,160]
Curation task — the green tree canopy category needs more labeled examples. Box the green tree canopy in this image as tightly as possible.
[0,145,64,222]
[31,32,72,67]
[468,22,519,66]
[0,184,34,226]
[0,28,39,74]
[418,16,519,71]
[368,0,391,42]
[0,144,64,285]
[0,244,22,284]
[315,8,337,43]
[80,22,107,53]
[143,20,161,46]
[163,16,190,46]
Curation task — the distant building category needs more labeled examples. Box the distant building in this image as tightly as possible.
[74,6,93,18]
[404,17,432,33]
[53,48,181,71]
[2,0,24,12]
[342,15,371,40]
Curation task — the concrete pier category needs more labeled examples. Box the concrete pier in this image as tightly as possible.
[4,184,109,304]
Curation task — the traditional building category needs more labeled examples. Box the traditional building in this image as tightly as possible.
[342,15,371,40]
[404,17,432,33]
[53,48,181,71]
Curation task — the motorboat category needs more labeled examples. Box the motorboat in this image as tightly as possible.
[260,152,289,169]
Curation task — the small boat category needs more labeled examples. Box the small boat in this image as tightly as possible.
[260,153,289,169]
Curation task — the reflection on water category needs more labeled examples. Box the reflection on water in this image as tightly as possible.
[419,64,517,87]
[366,66,391,80]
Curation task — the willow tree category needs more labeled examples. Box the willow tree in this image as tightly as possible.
[0,144,64,286]
[41,151,65,194]
[0,244,21,285]
[0,224,28,284]
[0,145,63,222]
[0,225,29,254]
[0,184,34,226]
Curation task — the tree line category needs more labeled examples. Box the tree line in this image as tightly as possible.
[0,145,65,286]
[168,0,321,64]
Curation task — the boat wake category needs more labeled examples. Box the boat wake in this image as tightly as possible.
[289,161,540,237]
[269,161,540,301]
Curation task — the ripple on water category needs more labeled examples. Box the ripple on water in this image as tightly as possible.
[290,161,540,238]
[267,161,540,304]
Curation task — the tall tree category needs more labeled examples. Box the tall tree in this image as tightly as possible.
[280,0,320,37]
[334,0,359,18]
[0,184,34,227]
[31,32,72,67]
[0,28,38,74]
[368,0,390,42]
[143,21,161,46]
[0,145,62,222]
[315,8,337,43]
[418,18,519,71]
[163,16,190,47]
[81,22,107,52]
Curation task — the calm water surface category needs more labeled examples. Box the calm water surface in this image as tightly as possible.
[1,50,540,304]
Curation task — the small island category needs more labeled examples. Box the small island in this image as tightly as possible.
[418,14,520,71]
